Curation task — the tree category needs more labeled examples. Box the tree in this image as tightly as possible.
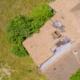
[69,69,80,80]
[6,4,55,57]
[30,4,55,23]
[6,14,33,44]
[6,14,32,57]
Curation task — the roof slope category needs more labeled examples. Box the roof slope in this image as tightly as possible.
[22,0,80,80]
[43,43,80,80]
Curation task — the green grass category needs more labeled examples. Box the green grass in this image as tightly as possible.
[0,0,53,80]
[1,74,9,80]
[36,66,38,69]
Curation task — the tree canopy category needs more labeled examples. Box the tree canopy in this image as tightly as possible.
[30,4,55,23]
[6,4,55,57]
[70,69,80,80]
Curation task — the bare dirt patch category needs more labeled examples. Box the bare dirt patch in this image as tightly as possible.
[0,64,15,80]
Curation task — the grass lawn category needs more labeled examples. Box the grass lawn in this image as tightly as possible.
[0,0,52,80]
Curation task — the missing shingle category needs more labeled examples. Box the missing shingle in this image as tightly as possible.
[54,68,56,70]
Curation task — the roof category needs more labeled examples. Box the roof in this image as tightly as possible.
[22,0,80,80]
[49,0,80,26]
[22,11,79,67]
[43,42,80,80]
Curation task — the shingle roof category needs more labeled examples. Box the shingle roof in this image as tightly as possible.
[22,1,80,80]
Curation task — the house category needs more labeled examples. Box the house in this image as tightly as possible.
[22,0,80,80]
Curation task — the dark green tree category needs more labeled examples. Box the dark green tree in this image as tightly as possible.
[6,14,33,57]
[6,14,33,44]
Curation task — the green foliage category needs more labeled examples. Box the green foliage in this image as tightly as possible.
[2,74,9,80]
[27,70,32,73]
[11,44,28,57]
[36,66,38,69]
[30,4,55,23]
[6,4,55,57]
[69,69,80,80]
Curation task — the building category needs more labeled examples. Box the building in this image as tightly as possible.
[22,0,80,80]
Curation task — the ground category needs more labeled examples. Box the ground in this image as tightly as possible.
[0,0,51,80]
